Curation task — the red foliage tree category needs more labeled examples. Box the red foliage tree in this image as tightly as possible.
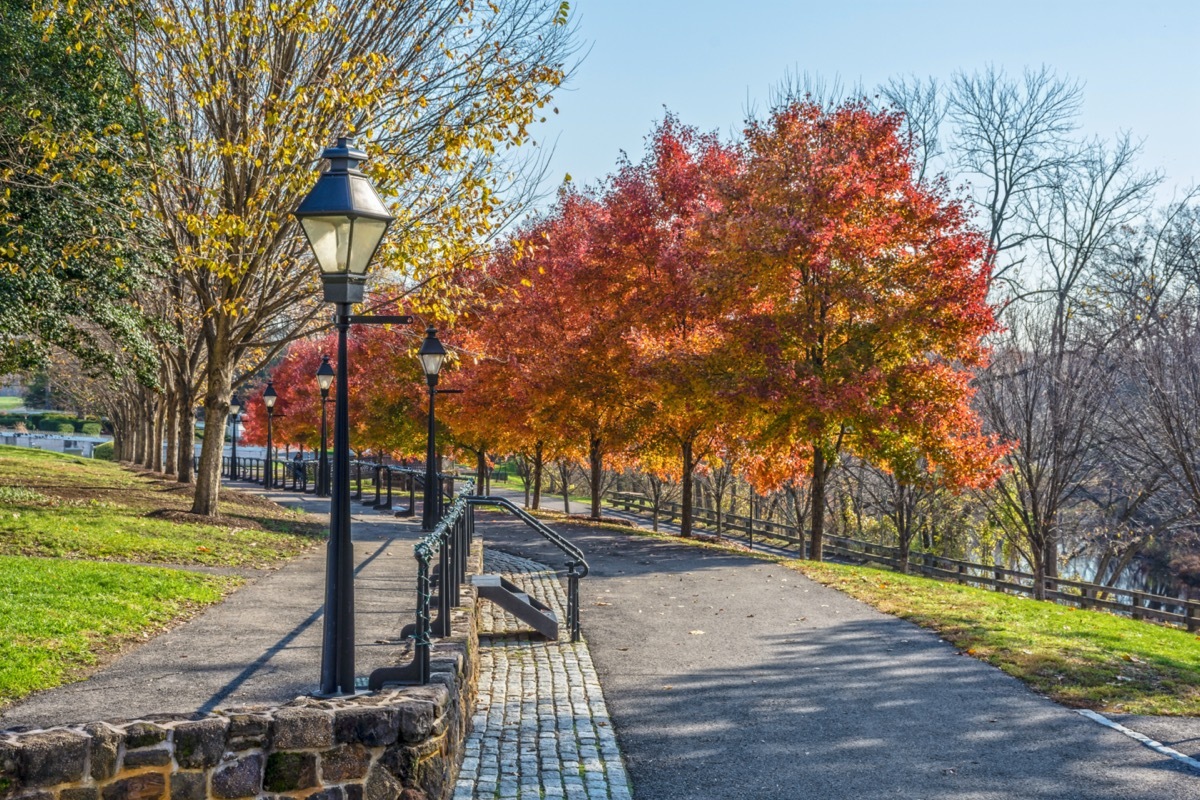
[600,116,739,536]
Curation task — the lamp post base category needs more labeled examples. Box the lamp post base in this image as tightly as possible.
[309,684,372,700]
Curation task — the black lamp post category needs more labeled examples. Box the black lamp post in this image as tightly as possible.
[294,136,393,697]
[418,327,447,531]
[263,382,278,489]
[316,356,334,497]
[229,395,241,480]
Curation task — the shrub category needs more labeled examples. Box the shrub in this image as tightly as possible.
[55,423,75,434]
[92,441,114,461]
[0,415,19,427]
[80,422,102,435]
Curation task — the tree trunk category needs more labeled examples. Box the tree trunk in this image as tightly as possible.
[531,441,543,510]
[191,361,234,516]
[164,385,178,477]
[522,456,530,508]
[1031,547,1047,601]
[715,484,724,535]
[1043,538,1059,579]
[588,435,603,521]
[898,531,912,574]
[650,477,661,532]
[476,450,487,497]
[151,397,165,473]
[134,398,148,466]
[176,386,196,483]
[558,460,570,515]
[680,439,695,537]
[810,445,827,561]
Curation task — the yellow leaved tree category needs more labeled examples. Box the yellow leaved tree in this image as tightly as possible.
[35,0,577,514]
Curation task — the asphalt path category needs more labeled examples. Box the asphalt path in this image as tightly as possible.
[475,505,1200,800]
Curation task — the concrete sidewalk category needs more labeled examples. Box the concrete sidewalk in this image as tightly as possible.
[1,480,425,730]
[474,509,1200,800]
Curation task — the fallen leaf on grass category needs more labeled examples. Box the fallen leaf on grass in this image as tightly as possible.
[689,630,705,635]
[595,601,612,606]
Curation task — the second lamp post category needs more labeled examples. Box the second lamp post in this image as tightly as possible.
[418,327,447,531]
[263,382,278,489]
[316,356,334,497]
[228,395,241,480]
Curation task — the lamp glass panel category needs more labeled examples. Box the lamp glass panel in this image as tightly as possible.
[229,402,241,416]
[316,372,334,391]
[419,351,446,378]
[263,394,277,409]
[347,218,389,275]
[300,216,352,274]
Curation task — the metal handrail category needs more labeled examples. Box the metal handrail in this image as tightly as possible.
[467,495,589,578]
[467,495,588,641]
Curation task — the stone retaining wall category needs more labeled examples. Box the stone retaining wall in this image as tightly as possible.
[1,544,481,800]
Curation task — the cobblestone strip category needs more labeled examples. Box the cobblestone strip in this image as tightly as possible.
[455,549,633,800]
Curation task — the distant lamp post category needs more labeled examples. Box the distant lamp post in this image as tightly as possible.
[418,327,447,531]
[263,382,278,489]
[316,356,334,497]
[228,395,242,480]
[295,136,393,697]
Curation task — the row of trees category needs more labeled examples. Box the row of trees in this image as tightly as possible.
[239,67,1200,600]
[1,0,578,515]
[241,97,1004,566]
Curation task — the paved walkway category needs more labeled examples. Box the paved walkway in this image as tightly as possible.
[454,549,631,800]
[474,507,1200,800]
[1,479,423,729]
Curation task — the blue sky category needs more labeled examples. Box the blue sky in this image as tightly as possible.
[533,1,1199,200]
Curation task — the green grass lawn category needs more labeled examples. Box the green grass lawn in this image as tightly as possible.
[0,397,22,410]
[789,560,1200,716]
[0,445,325,706]
[0,556,233,705]
[0,445,324,567]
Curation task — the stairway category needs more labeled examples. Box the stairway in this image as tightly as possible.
[473,574,559,639]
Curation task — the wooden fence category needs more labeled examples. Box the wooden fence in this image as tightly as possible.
[605,491,1200,631]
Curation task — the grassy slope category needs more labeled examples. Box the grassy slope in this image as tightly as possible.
[0,445,325,706]
[790,560,1200,716]
[0,445,324,567]
[0,397,21,410]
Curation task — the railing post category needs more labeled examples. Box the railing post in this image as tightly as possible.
[568,562,581,642]
[353,462,363,501]
[1188,604,1198,633]
[378,467,393,510]
[433,537,451,637]
[957,564,967,585]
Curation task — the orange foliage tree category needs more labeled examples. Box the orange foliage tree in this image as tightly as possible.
[709,99,1004,560]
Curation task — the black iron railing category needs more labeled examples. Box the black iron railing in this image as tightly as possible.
[369,478,477,688]
[605,490,1200,630]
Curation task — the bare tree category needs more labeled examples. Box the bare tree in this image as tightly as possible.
[975,308,1115,599]
[880,75,946,185]
[948,66,1083,294]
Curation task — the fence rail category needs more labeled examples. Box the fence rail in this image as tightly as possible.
[606,491,1199,630]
